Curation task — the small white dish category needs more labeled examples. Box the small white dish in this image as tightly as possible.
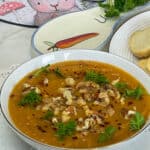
[31,7,115,56]
[109,11,150,64]
[0,49,150,150]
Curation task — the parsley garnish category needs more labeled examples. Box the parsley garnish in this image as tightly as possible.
[18,90,41,106]
[99,0,149,18]
[33,64,50,77]
[85,71,109,85]
[125,86,143,100]
[115,82,128,94]
[129,112,145,131]
[98,125,117,143]
[55,120,76,140]
[114,82,143,100]
[43,110,54,120]
[53,67,64,77]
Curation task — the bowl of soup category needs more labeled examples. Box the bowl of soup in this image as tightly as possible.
[0,49,150,150]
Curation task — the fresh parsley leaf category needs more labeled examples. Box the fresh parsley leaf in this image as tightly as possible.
[124,0,135,11]
[53,67,64,77]
[98,126,117,143]
[43,110,54,120]
[125,86,143,100]
[115,82,128,94]
[114,0,126,12]
[18,90,42,106]
[85,71,109,85]
[105,6,120,17]
[98,2,110,9]
[33,64,50,77]
[129,112,145,131]
[99,0,149,18]
[55,120,76,140]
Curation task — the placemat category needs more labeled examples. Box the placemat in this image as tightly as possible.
[0,0,98,27]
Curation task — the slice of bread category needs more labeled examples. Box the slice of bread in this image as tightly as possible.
[129,27,150,58]
[138,57,150,74]
[146,58,150,73]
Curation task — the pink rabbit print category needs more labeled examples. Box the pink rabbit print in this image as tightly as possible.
[28,0,83,26]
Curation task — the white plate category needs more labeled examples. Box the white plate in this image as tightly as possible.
[109,11,150,64]
[31,7,116,56]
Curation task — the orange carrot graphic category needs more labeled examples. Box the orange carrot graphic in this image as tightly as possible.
[44,32,99,51]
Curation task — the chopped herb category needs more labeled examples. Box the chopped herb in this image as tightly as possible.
[129,112,145,131]
[105,6,120,17]
[125,86,143,100]
[54,67,64,77]
[55,120,76,140]
[124,0,135,11]
[18,90,41,106]
[115,82,128,94]
[99,0,149,18]
[114,82,144,100]
[114,0,126,12]
[43,110,54,120]
[98,125,117,143]
[33,64,50,77]
[85,71,109,85]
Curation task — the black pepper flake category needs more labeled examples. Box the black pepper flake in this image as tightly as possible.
[72,136,78,140]
[44,125,48,128]
[52,127,57,131]
[98,110,102,113]
[128,101,133,106]
[110,104,114,108]
[36,125,46,133]
[10,94,15,98]
[104,121,110,125]
[117,123,122,126]
[100,124,105,127]
[28,75,33,79]
[118,126,122,130]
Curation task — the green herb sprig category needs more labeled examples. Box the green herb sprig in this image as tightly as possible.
[129,112,145,131]
[53,67,64,78]
[115,82,143,100]
[85,71,109,85]
[33,64,50,77]
[55,120,76,140]
[125,86,143,100]
[99,0,149,18]
[115,82,128,94]
[18,90,41,107]
[98,126,117,143]
[43,110,54,120]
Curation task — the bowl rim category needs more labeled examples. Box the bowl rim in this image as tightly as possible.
[0,49,150,150]
[31,7,116,56]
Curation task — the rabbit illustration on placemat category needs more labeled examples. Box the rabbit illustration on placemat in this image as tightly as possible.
[0,0,99,26]
[28,0,80,25]
[27,0,97,25]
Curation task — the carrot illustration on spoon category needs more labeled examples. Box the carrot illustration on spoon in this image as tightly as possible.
[44,32,99,51]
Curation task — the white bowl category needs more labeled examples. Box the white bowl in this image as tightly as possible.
[31,7,115,57]
[0,49,150,150]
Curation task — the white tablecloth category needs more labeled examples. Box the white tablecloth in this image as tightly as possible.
[0,21,150,150]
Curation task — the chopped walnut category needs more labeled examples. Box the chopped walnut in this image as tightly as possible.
[43,78,49,86]
[98,92,110,107]
[65,77,75,86]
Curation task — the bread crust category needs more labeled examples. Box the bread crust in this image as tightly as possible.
[129,27,150,58]
[138,57,150,74]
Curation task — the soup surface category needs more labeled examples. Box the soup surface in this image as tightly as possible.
[9,61,150,148]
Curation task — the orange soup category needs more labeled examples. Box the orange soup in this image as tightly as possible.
[9,61,150,148]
